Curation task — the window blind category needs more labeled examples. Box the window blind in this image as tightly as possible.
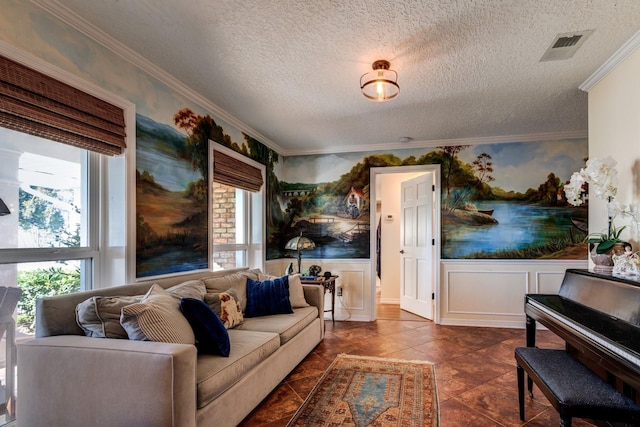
[213,149,264,192]
[0,54,126,156]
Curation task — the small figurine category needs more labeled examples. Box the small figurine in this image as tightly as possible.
[308,264,322,277]
[612,245,640,276]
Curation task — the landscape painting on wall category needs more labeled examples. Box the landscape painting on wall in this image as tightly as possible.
[267,138,589,261]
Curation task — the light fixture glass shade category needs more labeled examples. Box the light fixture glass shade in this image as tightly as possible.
[360,60,399,101]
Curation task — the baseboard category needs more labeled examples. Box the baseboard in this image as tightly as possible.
[328,313,370,322]
[438,318,525,329]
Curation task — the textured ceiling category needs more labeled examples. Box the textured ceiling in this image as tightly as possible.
[49,0,640,154]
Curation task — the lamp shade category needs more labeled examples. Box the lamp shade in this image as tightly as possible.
[285,235,316,251]
[0,198,10,216]
[360,60,399,101]
[285,233,316,274]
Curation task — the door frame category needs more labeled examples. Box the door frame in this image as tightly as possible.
[369,165,441,323]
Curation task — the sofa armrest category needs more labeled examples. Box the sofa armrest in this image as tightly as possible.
[302,284,325,336]
[18,335,197,427]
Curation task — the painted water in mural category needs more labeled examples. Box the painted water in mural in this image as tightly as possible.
[443,201,587,258]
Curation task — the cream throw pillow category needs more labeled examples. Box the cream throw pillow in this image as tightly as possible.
[120,284,195,344]
[259,273,309,308]
[165,279,206,300]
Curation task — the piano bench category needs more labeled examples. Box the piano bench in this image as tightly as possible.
[515,347,640,427]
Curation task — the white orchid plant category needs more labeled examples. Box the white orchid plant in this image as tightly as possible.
[564,156,640,254]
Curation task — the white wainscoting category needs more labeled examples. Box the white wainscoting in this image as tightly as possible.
[439,260,587,328]
[266,258,588,327]
[265,259,372,322]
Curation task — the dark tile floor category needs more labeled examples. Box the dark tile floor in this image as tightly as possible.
[238,304,598,427]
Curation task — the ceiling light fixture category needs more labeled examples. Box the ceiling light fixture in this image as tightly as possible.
[360,60,399,101]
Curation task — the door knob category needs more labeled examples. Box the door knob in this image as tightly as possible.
[399,250,405,254]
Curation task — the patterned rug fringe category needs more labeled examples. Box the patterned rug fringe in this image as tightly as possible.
[335,353,437,365]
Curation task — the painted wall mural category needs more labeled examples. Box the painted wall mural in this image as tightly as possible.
[268,138,589,261]
[1,1,590,272]
[136,109,277,278]
[135,113,208,277]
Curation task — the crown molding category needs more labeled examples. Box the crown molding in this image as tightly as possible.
[32,0,286,155]
[286,130,588,156]
[580,29,640,92]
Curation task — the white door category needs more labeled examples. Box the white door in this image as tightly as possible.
[399,173,434,319]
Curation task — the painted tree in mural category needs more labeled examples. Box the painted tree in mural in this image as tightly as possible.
[538,173,562,205]
[448,152,495,213]
[438,145,471,209]
[174,108,242,200]
[243,133,283,228]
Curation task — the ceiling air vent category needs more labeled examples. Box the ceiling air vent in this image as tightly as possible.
[540,30,593,62]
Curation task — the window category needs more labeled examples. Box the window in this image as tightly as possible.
[0,129,98,424]
[210,146,264,271]
[0,52,129,425]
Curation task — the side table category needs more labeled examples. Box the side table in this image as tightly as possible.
[300,276,338,322]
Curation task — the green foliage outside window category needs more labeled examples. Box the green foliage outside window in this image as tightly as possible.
[17,265,80,333]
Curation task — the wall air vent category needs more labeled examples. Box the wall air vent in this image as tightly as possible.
[540,30,593,62]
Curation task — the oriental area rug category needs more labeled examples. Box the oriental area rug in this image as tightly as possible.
[287,354,439,427]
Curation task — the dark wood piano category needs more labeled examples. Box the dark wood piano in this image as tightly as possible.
[525,269,640,401]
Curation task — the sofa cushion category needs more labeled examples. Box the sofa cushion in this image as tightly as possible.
[75,294,142,339]
[180,298,230,356]
[259,273,309,308]
[245,276,293,318]
[236,306,318,345]
[202,269,261,312]
[74,279,206,340]
[196,329,280,408]
[165,279,206,300]
[121,284,195,344]
[204,289,244,329]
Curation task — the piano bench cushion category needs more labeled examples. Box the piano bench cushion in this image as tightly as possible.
[515,347,640,415]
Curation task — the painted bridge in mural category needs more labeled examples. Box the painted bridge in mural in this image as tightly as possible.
[296,216,369,243]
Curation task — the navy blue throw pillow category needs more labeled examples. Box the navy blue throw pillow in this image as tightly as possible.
[180,298,230,357]
[245,276,293,318]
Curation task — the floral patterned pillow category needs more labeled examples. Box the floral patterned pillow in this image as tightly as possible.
[204,289,244,329]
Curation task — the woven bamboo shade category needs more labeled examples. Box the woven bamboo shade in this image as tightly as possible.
[0,55,126,156]
[213,149,263,192]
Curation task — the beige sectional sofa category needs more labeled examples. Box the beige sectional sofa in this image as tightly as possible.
[17,268,325,427]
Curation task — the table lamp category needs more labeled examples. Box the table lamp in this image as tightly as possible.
[284,232,316,274]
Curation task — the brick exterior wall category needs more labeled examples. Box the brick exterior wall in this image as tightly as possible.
[212,182,237,270]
